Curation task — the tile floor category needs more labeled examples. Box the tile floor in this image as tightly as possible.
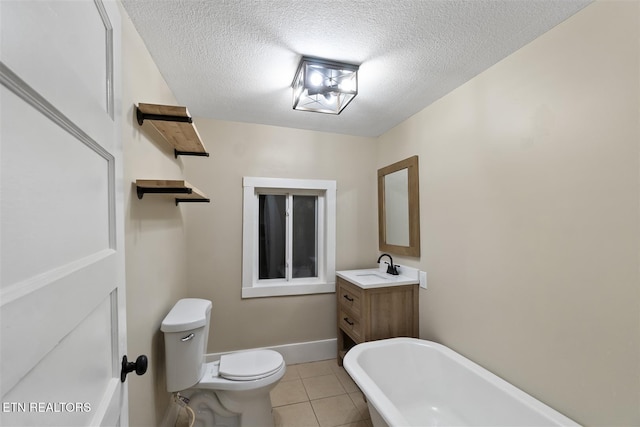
[270,359,373,427]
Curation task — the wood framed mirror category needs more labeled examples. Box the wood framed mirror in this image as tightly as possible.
[378,155,420,257]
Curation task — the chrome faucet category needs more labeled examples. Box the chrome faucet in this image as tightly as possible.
[377,253,399,275]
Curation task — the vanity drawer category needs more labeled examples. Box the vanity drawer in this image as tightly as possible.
[338,283,362,317]
[339,310,362,342]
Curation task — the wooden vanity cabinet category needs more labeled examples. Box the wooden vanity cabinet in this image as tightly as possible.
[336,276,419,365]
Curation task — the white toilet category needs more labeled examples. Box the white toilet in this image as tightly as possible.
[161,298,286,427]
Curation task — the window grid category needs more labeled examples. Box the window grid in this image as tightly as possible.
[257,192,320,284]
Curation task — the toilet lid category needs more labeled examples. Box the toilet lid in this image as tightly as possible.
[218,350,284,381]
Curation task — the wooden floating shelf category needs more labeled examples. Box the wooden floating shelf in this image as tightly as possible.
[135,180,210,205]
[136,103,209,157]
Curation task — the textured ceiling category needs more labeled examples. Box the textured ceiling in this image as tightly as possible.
[121,0,591,137]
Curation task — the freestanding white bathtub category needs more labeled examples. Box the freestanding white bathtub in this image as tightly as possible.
[343,338,579,427]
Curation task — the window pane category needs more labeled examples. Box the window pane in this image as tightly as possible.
[292,195,317,278]
[258,195,286,279]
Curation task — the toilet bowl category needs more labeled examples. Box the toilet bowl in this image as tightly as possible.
[161,298,286,427]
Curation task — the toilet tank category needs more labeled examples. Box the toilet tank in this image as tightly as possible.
[161,298,212,392]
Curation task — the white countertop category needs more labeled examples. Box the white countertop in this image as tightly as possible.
[336,267,419,289]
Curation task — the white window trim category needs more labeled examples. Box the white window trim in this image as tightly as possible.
[242,177,336,298]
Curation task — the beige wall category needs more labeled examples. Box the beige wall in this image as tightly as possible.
[120,5,189,426]
[377,2,639,425]
[184,120,377,353]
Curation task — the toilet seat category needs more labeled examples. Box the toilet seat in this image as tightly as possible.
[218,350,284,381]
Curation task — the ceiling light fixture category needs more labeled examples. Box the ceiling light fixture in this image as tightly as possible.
[292,56,359,115]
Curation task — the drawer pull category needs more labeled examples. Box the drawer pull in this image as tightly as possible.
[343,294,354,302]
[344,317,354,326]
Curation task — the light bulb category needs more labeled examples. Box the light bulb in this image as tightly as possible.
[309,71,323,87]
[339,76,356,92]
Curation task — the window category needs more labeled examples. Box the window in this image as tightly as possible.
[242,177,336,298]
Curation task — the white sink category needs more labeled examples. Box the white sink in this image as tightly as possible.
[336,267,418,289]
[356,273,389,280]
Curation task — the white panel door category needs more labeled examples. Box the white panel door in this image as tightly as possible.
[1,1,129,426]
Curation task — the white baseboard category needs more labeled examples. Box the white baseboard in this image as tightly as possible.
[205,338,337,365]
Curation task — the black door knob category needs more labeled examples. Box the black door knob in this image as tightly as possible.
[120,355,148,382]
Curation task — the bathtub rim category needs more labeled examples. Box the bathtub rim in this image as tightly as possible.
[343,337,579,427]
